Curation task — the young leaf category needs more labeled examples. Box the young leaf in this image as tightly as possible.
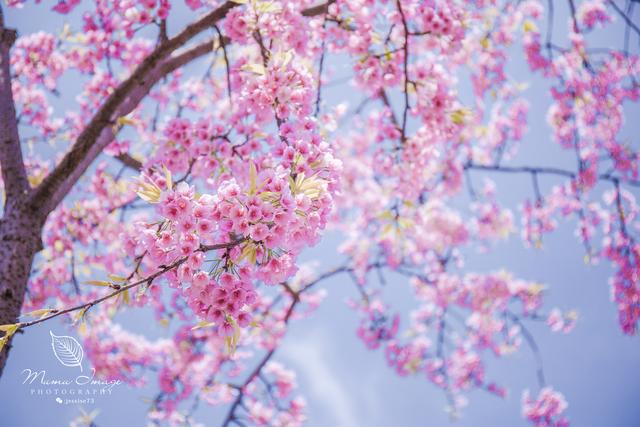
[163,165,173,191]
[0,323,20,353]
[85,280,113,287]
[0,324,19,333]
[191,320,216,330]
[249,161,257,195]
[122,289,131,305]
[73,306,89,324]
[108,274,128,283]
[22,308,55,319]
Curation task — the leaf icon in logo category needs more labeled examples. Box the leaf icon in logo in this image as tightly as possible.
[50,331,83,372]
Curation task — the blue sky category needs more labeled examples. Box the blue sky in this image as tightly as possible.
[2,1,640,426]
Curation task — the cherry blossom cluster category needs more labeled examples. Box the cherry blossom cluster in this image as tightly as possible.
[350,299,400,350]
[232,51,316,123]
[522,387,570,427]
[415,3,465,39]
[11,31,66,90]
[126,134,338,332]
[577,0,611,30]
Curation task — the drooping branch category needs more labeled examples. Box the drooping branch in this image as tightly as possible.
[613,178,631,240]
[0,5,29,207]
[213,25,233,107]
[396,0,410,142]
[567,0,580,34]
[314,13,328,117]
[220,265,351,427]
[608,0,640,38]
[505,311,547,389]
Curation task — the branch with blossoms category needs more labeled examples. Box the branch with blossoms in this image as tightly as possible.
[217,263,362,426]
[0,0,335,372]
[3,238,247,338]
[25,0,336,216]
[28,1,238,214]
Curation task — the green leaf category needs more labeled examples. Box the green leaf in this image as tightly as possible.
[240,63,266,75]
[255,1,281,14]
[122,289,130,305]
[191,321,216,330]
[0,324,19,333]
[163,165,173,191]
[249,161,257,195]
[73,306,89,324]
[0,324,20,353]
[224,317,241,355]
[108,274,128,283]
[22,308,55,319]
[85,280,113,287]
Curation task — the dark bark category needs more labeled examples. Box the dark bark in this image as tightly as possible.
[0,4,45,377]
[0,4,42,376]
[0,205,44,376]
[0,7,29,209]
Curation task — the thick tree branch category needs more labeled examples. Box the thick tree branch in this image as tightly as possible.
[0,5,29,206]
[29,36,224,214]
[28,0,335,217]
[302,0,335,17]
[28,1,239,216]
[116,153,143,171]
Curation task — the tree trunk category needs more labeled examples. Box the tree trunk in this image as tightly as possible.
[0,204,43,376]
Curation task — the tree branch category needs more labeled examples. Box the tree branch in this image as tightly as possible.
[116,153,143,171]
[608,0,640,38]
[302,0,335,17]
[16,238,246,329]
[220,264,350,427]
[28,1,239,216]
[505,311,546,389]
[213,25,233,107]
[464,162,640,187]
[396,0,410,143]
[27,1,336,217]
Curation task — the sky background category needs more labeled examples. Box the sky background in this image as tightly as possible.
[2,1,640,427]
